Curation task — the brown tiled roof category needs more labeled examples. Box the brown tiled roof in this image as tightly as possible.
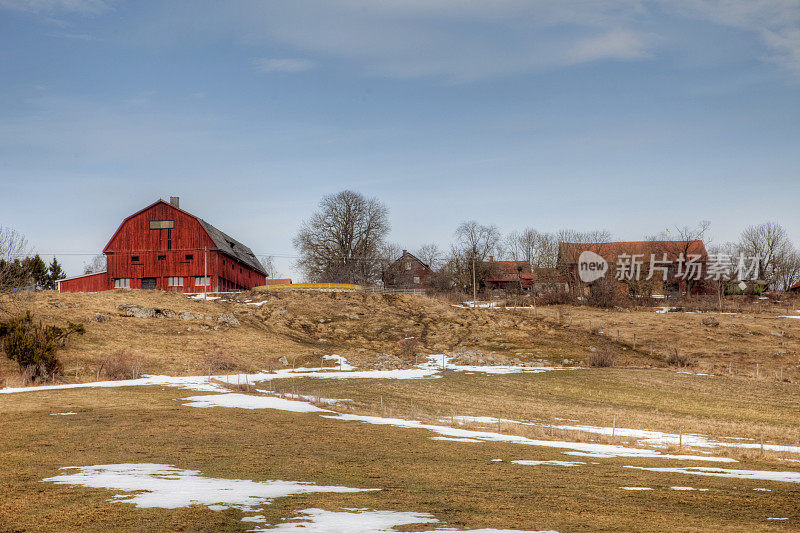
[559,240,708,263]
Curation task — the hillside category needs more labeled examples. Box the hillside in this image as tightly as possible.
[2,290,800,386]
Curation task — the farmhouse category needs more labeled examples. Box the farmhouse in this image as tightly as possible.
[484,258,533,291]
[382,250,431,290]
[558,240,710,295]
[58,198,267,293]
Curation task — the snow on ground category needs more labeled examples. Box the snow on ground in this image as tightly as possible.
[779,316,800,320]
[323,412,735,462]
[1,354,569,396]
[430,436,484,443]
[419,354,569,376]
[50,412,76,416]
[623,466,800,483]
[322,354,356,370]
[453,415,800,456]
[43,464,549,532]
[252,507,554,532]
[252,508,438,532]
[181,393,331,413]
[42,464,370,511]
[669,486,707,491]
[618,487,652,491]
[655,307,676,314]
[509,460,584,467]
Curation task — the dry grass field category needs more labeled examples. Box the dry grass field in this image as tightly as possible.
[2,289,800,531]
[2,290,800,387]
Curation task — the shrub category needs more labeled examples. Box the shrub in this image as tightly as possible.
[398,337,420,360]
[100,350,144,380]
[202,345,236,374]
[0,312,84,382]
[665,349,694,368]
[587,349,615,367]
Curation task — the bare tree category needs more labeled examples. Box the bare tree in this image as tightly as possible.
[452,221,501,297]
[83,254,107,274]
[774,249,800,292]
[0,227,30,294]
[646,221,712,295]
[293,190,390,284]
[259,256,279,279]
[415,243,442,269]
[738,222,794,290]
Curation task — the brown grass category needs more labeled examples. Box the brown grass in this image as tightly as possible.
[2,374,800,532]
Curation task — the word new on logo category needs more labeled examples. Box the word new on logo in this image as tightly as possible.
[578,251,608,283]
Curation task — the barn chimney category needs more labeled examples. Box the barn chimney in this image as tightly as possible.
[170,196,180,209]
[402,249,407,255]
[489,255,494,262]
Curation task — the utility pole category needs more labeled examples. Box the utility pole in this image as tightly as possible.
[204,247,207,300]
[472,254,477,302]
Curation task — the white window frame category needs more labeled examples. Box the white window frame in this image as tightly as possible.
[168,276,183,287]
[194,276,210,287]
[413,276,420,284]
[405,261,412,270]
[114,278,131,289]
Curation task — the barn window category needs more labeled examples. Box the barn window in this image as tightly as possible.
[195,276,210,286]
[149,220,174,229]
[405,261,412,270]
[114,278,131,289]
[158,255,166,260]
[413,276,420,284]
[184,254,193,261]
[131,255,140,262]
[168,277,183,287]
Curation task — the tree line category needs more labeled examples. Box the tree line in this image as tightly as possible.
[293,191,800,294]
[0,227,66,293]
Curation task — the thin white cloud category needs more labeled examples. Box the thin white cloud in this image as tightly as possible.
[0,0,110,14]
[660,0,800,78]
[566,29,653,64]
[252,57,315,74]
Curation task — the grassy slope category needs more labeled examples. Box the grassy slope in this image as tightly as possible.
[2,372,799,532]
[2,290,800,388]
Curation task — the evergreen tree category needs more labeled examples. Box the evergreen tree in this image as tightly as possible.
[22,255,48,288]
[44,258,66,290]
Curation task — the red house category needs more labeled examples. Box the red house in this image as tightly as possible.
[58,198,267,293]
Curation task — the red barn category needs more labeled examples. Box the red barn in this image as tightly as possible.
[58,198,267,293]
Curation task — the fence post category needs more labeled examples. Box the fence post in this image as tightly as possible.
[633,333,636,350]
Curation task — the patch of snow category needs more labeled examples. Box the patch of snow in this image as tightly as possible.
[655,307,675,314]
[510,460,584,467]
[324,413,735,462]
[252,507,438,532]
[779,316,800,320]
[181,394,331,413]
[753,487,772,491]
[50,412,77,416]
[430,436,484,443]
[246,300,269,307]
[322,355,356,370]
[419,354,569,376]
[767,517,788,520]
[618,487,652,491]
[669,486,705,491]
[42,464,370,512]
[624,466,800,483]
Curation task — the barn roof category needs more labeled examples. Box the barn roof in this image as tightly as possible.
[558,240,708,263]
[198,218,266,276]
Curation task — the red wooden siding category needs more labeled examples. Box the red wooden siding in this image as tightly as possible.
[58,271,109,293]
[63,200,266,293]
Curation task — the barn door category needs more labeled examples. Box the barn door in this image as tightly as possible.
[141,277,157,290]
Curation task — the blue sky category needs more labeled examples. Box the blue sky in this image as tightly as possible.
[1,0,799,279]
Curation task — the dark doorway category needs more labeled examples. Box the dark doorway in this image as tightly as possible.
[141,277,157,290]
